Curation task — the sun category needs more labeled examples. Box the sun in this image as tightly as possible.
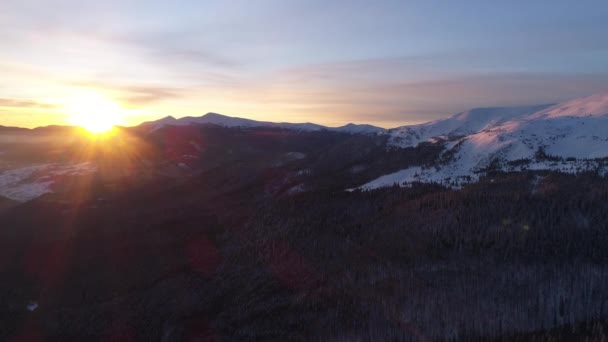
[64,93,124,134]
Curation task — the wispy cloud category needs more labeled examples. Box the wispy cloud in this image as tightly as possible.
[0,98,59,109]
[66,80,187,107]
[1,0,607,128]
[202,59,608,126]
[112,31,241,69]
[118,87,185,107]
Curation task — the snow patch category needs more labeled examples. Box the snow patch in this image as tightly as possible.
[286,184,306,195]
[284,152,306,160]
[296,169,311,176]
[27,301,38,312]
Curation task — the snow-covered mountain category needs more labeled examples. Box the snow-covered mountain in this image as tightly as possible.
[142,112,386,134]
[4,93,608,199]
[360,92,608,190]
[388,104,554,148]
[134,94,608,190]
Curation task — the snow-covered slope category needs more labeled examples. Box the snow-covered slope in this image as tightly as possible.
[0,162,97,202]
[528,92,608,119]
[143,113,386,134]
[389,104,554,148]
[359,93,608,190]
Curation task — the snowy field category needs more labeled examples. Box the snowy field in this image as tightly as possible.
[0,162,97,202]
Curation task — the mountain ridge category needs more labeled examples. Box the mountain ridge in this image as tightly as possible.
[4,92,608,196]
[139,112,387,134]
[133,92,608,190]
[7,92,608,135]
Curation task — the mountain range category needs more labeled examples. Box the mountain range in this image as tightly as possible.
[2,93,608,340]
[138,112,387,134]
[138,92,608,190]
[1,92,608,202]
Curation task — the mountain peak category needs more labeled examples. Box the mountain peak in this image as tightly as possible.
[158,115,177,122]
[333,123,386,134]
[202,112,229,118]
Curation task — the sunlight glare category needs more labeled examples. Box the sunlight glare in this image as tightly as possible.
[65,93,124,134]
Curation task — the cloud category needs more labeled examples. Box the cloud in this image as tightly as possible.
[67,80,187,107]
[118,86,185,107]
[1,0,607,128]
[0,98,58,109]
[204,58,608,126]
[114,31,241,69]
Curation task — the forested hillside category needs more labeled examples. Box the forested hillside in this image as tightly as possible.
[0,125,607,340]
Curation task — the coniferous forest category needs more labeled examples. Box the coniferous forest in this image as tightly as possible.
[0,126,607,340]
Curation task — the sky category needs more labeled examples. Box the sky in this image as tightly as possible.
[1,0,608,128]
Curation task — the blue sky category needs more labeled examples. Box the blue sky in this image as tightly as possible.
[1,0,608,127]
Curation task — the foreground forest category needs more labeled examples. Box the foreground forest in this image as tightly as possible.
[0,126,607,340]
